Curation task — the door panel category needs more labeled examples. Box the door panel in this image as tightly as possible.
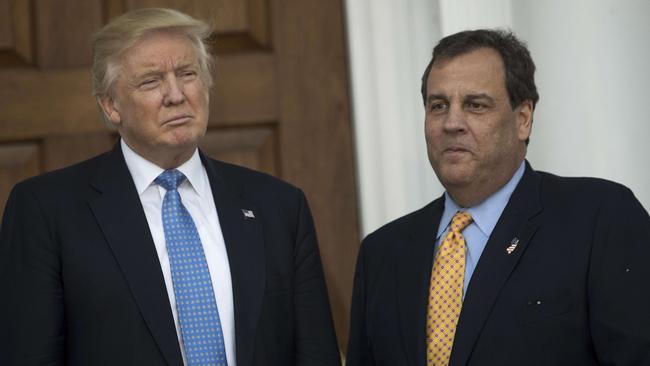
[0,0,358,351]
[200,126,278,176]
[33,0,103,68]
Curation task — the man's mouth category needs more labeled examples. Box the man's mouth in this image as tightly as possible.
[163,115,193,125]
[444,146,469,153]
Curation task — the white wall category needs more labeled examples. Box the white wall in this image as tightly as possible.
[513,0,650,212]
[346,0,650,237]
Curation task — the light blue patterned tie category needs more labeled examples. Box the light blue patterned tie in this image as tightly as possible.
[155,169,227,366]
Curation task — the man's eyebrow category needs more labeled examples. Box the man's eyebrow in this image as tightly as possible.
[174,62,195,71]
[130,62,197,81]
[133,70,161,79]
[464,93,494,102]
[426,94,448,105]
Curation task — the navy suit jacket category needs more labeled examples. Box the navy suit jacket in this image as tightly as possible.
[0,144,340,366]
[347,162,650,366]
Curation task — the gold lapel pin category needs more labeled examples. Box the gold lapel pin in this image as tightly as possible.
[506,237,519,255]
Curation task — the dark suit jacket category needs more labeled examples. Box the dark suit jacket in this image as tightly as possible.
[0,144,340,366]
[347,162,650,366]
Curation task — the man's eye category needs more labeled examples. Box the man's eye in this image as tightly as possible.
[180,71,197,78]
[466,102,486,111]
[140,79,159,88]
[429,102,448,112]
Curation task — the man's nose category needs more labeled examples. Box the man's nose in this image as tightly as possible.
[163,77,186,106]
[442,104,468,133]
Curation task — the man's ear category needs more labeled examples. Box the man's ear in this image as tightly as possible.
[516,100,533,141]
[97,94,122,127]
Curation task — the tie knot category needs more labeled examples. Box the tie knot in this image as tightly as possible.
[155,169,186,191]
[450,211,473,233]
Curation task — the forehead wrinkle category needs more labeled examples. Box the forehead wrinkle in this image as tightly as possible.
[121,36,197,70]
[131,56,194,71]
[123,53,198,83]
[428,63,507,104]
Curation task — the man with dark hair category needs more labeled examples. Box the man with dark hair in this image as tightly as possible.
[347,29,650,366]
[421,29,539,110]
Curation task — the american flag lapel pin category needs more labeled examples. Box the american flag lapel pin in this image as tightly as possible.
[506,237,519,255]
[242,209,255,218]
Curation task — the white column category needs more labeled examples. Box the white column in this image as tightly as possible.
[438,0,513,35]
[344,0,442,236]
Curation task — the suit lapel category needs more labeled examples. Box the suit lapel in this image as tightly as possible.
[201,154,265,366]
[449,163,543,366]
[397,199,444,366]
[88,145,183,366]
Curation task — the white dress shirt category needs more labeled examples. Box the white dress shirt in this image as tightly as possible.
[121,140,236,366]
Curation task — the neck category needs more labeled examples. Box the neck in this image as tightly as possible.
[154,150,195,170]
[447,186,496,208]
[447,158,525,208]
[122,140,196,170]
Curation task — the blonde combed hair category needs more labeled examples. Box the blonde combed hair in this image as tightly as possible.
[91,7,214,98]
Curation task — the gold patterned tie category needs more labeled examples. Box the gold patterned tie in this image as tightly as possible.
[426,211,473,366]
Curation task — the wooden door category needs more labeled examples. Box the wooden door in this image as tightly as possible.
[0,0,358,351]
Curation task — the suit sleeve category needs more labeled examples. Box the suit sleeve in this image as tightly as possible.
[346,238,375,366]
[292,190,342,366]
[588,186,650,365]
[0,183,65,366]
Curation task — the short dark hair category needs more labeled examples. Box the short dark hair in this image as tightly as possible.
[420,29,539,110]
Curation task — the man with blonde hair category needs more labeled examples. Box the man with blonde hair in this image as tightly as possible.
[0,8,340,366]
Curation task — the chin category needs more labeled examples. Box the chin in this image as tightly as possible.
[435,164,474,188]
[441,175,473,189]
[167,128,204,145]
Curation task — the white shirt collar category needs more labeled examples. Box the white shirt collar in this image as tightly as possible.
[120,139,206,197]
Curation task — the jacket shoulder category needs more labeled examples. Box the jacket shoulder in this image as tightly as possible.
[12,152,109,194]
[536,170,639,206]
[209,159,300,195]
[532,170,648,224]
[361,201,438,253]
[537,170,629,193]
